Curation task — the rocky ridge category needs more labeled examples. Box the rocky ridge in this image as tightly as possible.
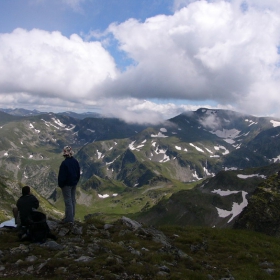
[1,215,279,279]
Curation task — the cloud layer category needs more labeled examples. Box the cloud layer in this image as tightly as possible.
[1,0,280,123]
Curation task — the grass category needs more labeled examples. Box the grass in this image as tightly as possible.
[72,180,198,222]
[1,217,280,279]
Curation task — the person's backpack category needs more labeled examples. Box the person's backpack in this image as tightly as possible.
[26,211,51,243]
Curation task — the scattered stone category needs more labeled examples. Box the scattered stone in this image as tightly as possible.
[104,224,113,230]
[15,259,24,265]
[10,244,29,254]
[264,268,275,275]
[27,265,34,272]
[71,224,83,235]
[40,240,64,251]
[58,227,70,237]
[0,266,5,271]
[121,216,142,231]
[26,255,38,262]
[259,261,274,268]
[37,261,47,272]
[157,271,169,276]
[159,265,170,273]
[75,256,94,262]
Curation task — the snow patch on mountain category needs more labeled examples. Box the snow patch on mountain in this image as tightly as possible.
[129,141,145,151]
[175,146,181,151]
[237,174,266,179]
[213,189,248,223]
[225,167,238,171]
[212,189,239,196]
[192,170,202,180]
[52,118,66,128]
[151,132,168,138]
[271,155,280,162]
[211,128,240,139]
[160,128,167,133]
[270,120,280,127]
[245,119,258,126]
[129,141,136,150]
[106,155,120,166]
[152,145,170,162]
[214,145,229,155]
[205,148,213,154]
[41,119,59,129]
[190,143,204,153]
[203,167,215,177]
[97,150,104,159]
[98,194,110,198]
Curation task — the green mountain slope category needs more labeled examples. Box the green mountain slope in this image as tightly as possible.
[135,163,280,228]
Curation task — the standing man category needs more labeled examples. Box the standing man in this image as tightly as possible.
[13,186,39,227]
[58,146,80,224]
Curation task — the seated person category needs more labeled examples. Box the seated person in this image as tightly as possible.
[13,186,39,227]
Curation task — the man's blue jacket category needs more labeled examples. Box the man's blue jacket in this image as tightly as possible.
[58,156,80,188]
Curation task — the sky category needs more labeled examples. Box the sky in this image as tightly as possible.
[0,0,280,124]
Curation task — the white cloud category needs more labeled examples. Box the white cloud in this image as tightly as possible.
[1,1,280,122]
[102,0,280,115]
[0,28,117,102]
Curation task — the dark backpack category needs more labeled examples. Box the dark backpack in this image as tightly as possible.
[26,211,51,243]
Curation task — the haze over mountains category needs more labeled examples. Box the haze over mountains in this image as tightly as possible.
[1,107,280,230]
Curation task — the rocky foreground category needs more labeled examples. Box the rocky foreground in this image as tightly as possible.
[0,215,276,280]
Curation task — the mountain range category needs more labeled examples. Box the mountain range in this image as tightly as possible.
[1,107,280,232]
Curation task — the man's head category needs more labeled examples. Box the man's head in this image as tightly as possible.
[22,186,31,196]
[63,146,73,157]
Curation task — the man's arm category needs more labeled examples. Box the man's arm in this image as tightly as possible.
[58,162,67,188]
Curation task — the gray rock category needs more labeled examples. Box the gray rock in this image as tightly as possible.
[0,266,5,272]
[104,224,113,230]
[27,265,34,272]
[71,224,83,235]
[177,249,192,260]
[58,227,70,237]
[264,268,275,275]
[121,216,142,231]
[260,261,274,267]
[15,259,24,265]
[75,256,94,262]
[157,271,169,276]
[37,261,47,272]
[47,220,59,231]
[159,265,170,273]
[25,255,38,262]
[10,244,29,254]
[40,240,64,251]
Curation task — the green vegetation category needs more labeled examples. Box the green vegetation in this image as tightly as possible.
[1,218,280,279]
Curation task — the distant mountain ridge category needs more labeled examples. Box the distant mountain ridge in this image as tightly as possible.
[1,107,280,229]
[0,108,101,119]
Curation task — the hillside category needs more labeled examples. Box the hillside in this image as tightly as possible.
[1,107,280,223]
[234,172,280,236]
[135,163,280,228]
[0,216,280,279]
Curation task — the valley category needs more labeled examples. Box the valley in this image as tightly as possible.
[1,107,280,229]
